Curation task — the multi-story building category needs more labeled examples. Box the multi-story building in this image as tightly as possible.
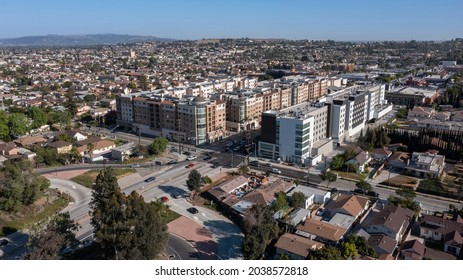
[385,87,439,106]
[258,102,332,164]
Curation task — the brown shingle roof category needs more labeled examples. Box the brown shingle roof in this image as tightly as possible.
[296,218,347,242]
[327,194,368,218]
[368,234,397,255]
[48,141,72,149]
[275,233,323,258]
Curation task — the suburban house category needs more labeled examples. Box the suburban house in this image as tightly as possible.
[325,193,369,219]
[0,141,20,156]
[407,106,435,120]
[399,239,426,260]
[406,151,445,179]
[111,142,137,161]
[64,129,88,141]
[346,150,371,173]
[283,208,311,231]
[419,214,463,256]
[14,136,47,148]
[75,137,116,162]
[365,205,414,242]
[370,148,393,161]
[48,141,73,154]
[387,152,409,170]
[285,185,331,209]
[368,234,397,257]
[274,233,324,260]
[295,218,347,245]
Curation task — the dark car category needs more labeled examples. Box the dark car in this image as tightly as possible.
[367,191,379,198]
[0,238,10,246]
[352,188,365,194]
[183,151,191,156]
[144,176,156,183]
[187,207,199,214]
[172,192,181,199]
[211,163,219,168]
[202,155,212,161]
[249,160,259,166]
[167,160,178,165]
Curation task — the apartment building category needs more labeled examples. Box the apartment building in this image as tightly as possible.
[385,87,439,106]
[258,102,331,164]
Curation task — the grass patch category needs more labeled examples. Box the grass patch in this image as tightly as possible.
[333,171,365,181]
[381,175,418,188]
[0,190,70,237]
[162,209,181,224]
[71,168,135,188]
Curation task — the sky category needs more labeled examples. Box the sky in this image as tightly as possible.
[1,0,462,41]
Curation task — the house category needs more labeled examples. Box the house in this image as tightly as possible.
[406,151,445,179]
[368,234,397,257]
[387,152,409,170]
[419,214,463,256]
[407,106,435,120]
[64,129,88,141]
[14,136,47,147]
[275,233,324,260]
[0,141,20,156]
[400,239,425,260]
[325,193,369,219]
[111,142,137,161]
[241,178,294,206]
[76,137,116,161]
[284,208,311,230]
[295,218,347,245]
[285,185,331,209]
[365,205,414,241]
[370,148,392,161]
[346,150,371,173]
[48,141,73,154]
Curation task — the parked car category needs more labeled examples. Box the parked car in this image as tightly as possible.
[233,146,241,152]
[183,151,191,156]
[249,160,259,166]
[167,160,178,165]
[161,196,169,203]
[210,163,219,168]
[187,207,199,214]
[130,164,140,168]
[144,176,156,183]
[367,191,379,198]
[187,155,196,161]
[272,168,282,174]
[186,163,195,168]
[202,155,212,161]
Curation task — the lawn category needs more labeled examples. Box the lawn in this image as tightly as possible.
[0,189,70,237]
[71,168,135,188]
[333,171,367,181]
[380,175,418,188]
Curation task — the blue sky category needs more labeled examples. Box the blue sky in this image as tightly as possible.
[1,0,462,41]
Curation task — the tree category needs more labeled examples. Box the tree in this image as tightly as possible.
[238,164,249,175]
[290,191,307,209]
[343,235,377,258]
[330,156,344,170]
[8,113,30,138]
[388,187,420,216]
[356,180,372,192]
[186,169,202,192]
[26,212,79,260]
[0,111,9,141]
[307,245,343,260]
[321,171,337,187]
[273,191,288,211]
[242,204,279,259]
[90,168,168,259]
[87,143,94,163]
[340,241,358,259]
[28,107,47,129]
[201,175,212,185]
[148,137,168,155]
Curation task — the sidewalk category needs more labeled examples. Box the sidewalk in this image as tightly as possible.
[168,216,217,260]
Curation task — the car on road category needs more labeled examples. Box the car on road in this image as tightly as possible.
[223,147,230,152]
[187,155,196,161]
[272,168,282,174]
[249,160,259,166]
[167,160,178,165]
[161,196,169,203]
[210,163,218,168]
[183,151,191,156]
[367,191,379,198]
[187,207,199,214]
[186,163,195,168]
[144,176,156,183]
[130,164,140,168]
[233,146,241,152]
[202,155,212,161]
[264,162,273,167]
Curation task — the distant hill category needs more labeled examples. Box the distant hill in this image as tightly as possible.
[0,34,175,46]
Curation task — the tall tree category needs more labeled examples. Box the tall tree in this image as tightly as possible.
[25,212,79,260]
[148,137,168,155]
[290,192,307,209]
[8,113,30,138]
[0,111,9,141]
[28,107,48,129]
[186,169,202,192]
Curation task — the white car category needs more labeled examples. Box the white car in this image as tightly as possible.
[272,168,282,174]
[187,155,196,161]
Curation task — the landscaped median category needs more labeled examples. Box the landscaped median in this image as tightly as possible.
[70,168,136,188]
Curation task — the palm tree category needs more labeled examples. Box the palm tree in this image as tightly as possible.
[87,143,94,163]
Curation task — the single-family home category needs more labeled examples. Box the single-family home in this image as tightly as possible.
[399,239,426,260]
[295,218,347,245]
[370,148,393,161]
[64,129,88,141]
[346,150,372,173]
[111,142,137,161]
[285,185,331,209]
[275,233,324,260]
[368,234,397,257]
[14,136,47,148]
[419,214,463,256]
[387,152,409,170]
[406,151,445,179]
[365,205,414,241]
[325,193,369,219]
[48,141,73,154]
